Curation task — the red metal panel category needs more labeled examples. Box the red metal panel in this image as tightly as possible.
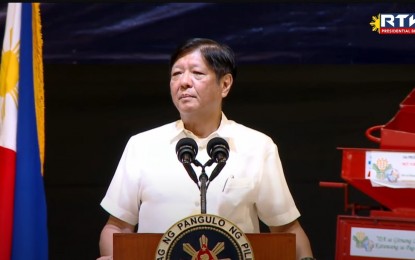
[365,88,415,151]
[336,215,415,260]
[340,148,415,211]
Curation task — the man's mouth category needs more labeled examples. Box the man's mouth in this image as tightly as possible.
[179,94,194,100]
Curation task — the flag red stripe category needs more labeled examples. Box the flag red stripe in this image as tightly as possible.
[0,146,16,260]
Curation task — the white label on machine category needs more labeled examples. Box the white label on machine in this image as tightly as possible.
[365,151,415,188]
[350,227,415,259]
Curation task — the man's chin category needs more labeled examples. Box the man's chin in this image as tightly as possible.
[178,104,199,113]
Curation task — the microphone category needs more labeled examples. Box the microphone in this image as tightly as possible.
[176,138,199,185]
[207,137,229,182]
[176,138,198,164]
[207,137,229,163]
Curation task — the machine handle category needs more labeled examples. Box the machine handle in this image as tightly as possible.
[365,125,384,143]
[319,181,346,188]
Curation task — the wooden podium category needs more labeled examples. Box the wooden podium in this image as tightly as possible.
[114,232,295,259]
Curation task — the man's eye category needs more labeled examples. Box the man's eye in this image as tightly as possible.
[193,72,204,79]
[171,72,182,78]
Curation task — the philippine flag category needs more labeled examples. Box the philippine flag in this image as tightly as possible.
[0,3,48,260]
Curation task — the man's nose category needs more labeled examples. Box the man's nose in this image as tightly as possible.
[180,71,192,88]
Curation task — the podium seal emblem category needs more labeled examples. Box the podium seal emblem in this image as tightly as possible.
[155,214,254,260]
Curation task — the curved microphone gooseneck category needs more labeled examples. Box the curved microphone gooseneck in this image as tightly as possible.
[176,137,230,214]
[175,138,199,186]
[207,137,229,184]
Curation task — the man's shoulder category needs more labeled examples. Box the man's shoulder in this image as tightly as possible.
[227,119,273,142]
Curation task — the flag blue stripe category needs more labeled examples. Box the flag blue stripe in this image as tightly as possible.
[12,3,48,260]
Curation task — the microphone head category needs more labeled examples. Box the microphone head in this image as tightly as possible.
[207,137,229,162]
[176,138,198,163]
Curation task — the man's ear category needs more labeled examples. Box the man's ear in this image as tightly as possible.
[221,74,233,98]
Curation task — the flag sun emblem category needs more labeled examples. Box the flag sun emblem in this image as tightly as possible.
[0,26,20,119]
[369,14,381,33]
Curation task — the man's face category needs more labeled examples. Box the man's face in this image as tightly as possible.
[170,50,228,117]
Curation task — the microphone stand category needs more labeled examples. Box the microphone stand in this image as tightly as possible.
[199,168,208,214]
[193,159,214,214]
[177,137,229,214]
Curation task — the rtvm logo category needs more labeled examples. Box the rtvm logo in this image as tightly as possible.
[370,13,415,34]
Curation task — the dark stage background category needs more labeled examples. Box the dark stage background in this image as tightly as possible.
[1,3,415,260]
